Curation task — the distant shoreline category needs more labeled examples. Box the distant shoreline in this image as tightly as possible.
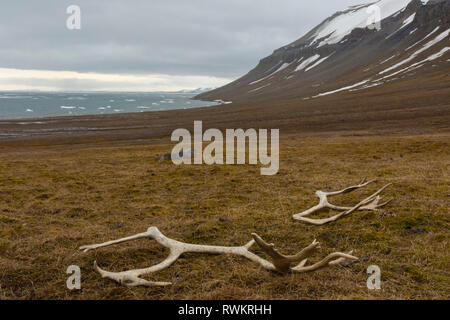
[0,91,222,121]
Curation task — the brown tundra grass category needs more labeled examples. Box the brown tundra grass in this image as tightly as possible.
[0,133,448,300]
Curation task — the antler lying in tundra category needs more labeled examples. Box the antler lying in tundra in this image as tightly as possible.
[79,227,357,287]
[293,179,392,225]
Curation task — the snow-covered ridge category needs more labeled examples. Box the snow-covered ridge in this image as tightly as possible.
[309,0,413,47]
[196,0,448,104]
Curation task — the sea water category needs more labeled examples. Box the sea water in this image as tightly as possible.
[0,92,219,119]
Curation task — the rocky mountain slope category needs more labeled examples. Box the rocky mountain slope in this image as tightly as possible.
[196,0,450,103]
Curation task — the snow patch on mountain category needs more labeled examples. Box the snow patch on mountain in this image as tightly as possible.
[403,13,416,26]
[350,81,384,92]
[380,55,397,64]
[309,0,413,47]
[405,26,440,51]
[249,61,293,85]
[386,12,416,39]
[272,62,292,74]
[196,0,449,104]
[312,79,370,98]
[304,53,335,72]
[380,28,450,74]
[378,46,450,80]
[295,55,321,72]
[248,83,271,93]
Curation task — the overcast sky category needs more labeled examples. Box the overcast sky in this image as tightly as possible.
[0,0,366,91]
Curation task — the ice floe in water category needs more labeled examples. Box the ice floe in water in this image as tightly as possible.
[66,96,86,100]
[0,93,228,119]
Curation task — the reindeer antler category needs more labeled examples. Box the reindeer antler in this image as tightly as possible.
[251,233,320,272]
[293,179,392,225]
[80,227,357,287]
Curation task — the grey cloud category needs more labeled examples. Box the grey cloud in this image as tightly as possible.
[0,0,365,78]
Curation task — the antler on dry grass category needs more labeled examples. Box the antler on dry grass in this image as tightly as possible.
[80,227,357,287]
[293,178,392,225]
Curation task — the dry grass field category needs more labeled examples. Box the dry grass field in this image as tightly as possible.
[1,0,449,302]
[0,133,448,300]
